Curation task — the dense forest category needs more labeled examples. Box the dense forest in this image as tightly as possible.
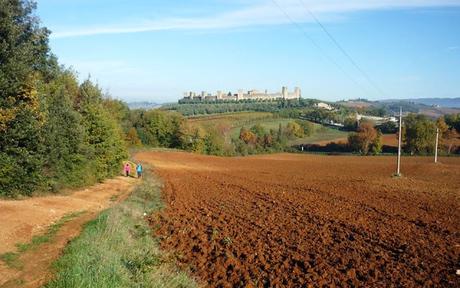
[0,1,127,197]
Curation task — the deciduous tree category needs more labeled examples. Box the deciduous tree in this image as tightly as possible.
[403,114,436,154]
[348,122,382,155]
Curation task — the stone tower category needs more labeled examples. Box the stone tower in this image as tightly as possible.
[281,86,288,99]
[294,87,301,98]
[237,89,244,101]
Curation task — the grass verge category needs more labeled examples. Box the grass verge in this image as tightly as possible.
[0,211,85,269]
[0,252,22,269]
[44,171,197,288]
[17,211,85,253]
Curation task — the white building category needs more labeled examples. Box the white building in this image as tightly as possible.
[315,102,335,111]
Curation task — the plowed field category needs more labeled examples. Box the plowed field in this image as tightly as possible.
[137,151,460,287]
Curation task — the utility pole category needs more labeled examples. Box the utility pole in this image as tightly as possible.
[434,128,439,163]
[396,107,402,176]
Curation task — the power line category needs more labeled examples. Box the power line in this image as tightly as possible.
[297,0,386,98]
[270,0,372,97]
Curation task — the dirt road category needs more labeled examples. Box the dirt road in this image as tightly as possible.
[139,151,460,287]
[0,176,137,287]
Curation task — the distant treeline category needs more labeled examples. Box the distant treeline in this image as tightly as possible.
[234,121,314,155]
[120,108,316,156]
[164,99,325,116]
[303,113,460,155]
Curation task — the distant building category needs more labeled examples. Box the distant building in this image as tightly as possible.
[315,102,334,111]
[182,86,301,102]
[356,114,397,125]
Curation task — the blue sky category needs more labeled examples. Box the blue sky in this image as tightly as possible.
[37,0,460,103]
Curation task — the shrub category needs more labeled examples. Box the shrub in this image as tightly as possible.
[403,114,436,154]
[348,122,382,155]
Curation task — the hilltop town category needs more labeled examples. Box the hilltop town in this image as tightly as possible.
[181,86,301,102]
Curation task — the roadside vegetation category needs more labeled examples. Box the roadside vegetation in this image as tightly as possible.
[0,211,85,269]
[0,1,127,197]
[44,171,197,288]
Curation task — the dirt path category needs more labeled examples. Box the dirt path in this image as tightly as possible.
[139,151,460,287]
[0,176,137,287]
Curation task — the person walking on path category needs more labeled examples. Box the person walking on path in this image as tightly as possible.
[124,163,131,177]
[136,163,143,178]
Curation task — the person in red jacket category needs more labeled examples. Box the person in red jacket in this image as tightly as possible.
[124,163,131,177]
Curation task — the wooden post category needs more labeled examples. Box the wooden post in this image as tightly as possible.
[396,107,402,176]
[435,128,439,163]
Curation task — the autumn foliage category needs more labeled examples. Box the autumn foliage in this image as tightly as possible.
[348,122,382,155]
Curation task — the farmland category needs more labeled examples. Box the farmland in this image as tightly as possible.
[289,126,348,146]
[188,111,349,145]
[138,151,460,287]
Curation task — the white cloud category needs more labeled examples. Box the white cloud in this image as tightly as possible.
[447,46,459,51]
[50,0,460,38]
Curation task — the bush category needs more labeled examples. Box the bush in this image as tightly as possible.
[343,117,358,131]
[376,121,397,134]
[348,122,382,155]
[286,121,304,138]
[132,110,183,148]
[403,114,436,154]
[297,120,315,136]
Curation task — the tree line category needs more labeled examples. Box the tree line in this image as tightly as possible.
[164,99,322,116]
[345,113,460,155]
[120,109,316,156]
[1,1,127,197]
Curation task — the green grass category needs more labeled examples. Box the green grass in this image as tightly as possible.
[188,111,349,150]
[16,211,85,253]
[190,112,274,130]
[229,118,292,138]
[227,115,348,145]
[44,171,197,288]
[0,211,85,270]
[109,194,119,202]
[289,126,348,145]
[188,111,273,123]
[0,252,22,269]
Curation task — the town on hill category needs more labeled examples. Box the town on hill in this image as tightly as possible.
[181,86,301,102]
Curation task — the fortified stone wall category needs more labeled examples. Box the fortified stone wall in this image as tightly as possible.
[182,86,301,102]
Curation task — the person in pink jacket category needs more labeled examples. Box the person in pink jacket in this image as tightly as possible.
[124,163,131,177]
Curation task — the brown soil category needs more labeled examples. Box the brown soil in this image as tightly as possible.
[139,151,460,287]
[0,176,137,287]
[381,134,399,147]
[312,134,398,147]
[312,137,347,146]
